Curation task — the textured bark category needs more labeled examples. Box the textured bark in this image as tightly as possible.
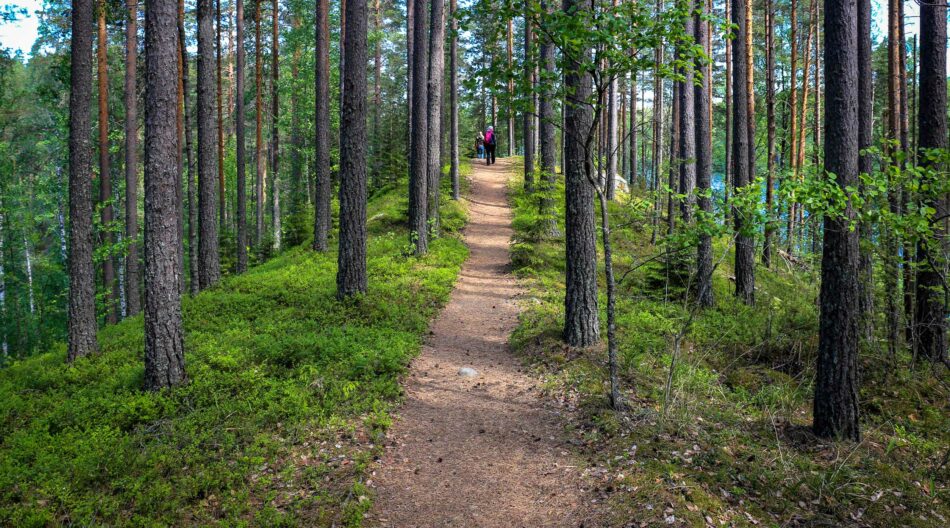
[144,0,187,390]
[125,0,141,316]
[678,1,695,225]
[217,0,225,232]
[289,19,304,216]
[787,0,799,250]
[408,0,429,255]
[407,0,414,140]
[763,0,774,268]
[695,5,713,308]
[651,0,664,243]
[563,0,599,348]
[426,0,445,235]
[523,6,535,193]
[506,13,514,156]
[814,0,860,441]
[857,0,874,341]
[98,3,118,324]
[179,0,197,295]
[743,0,754,182]
[372,0,382,187]
[629,71,636,186]
[336,0,368,298]
[914,2,948,362]
[723,0,731,224]
[449,0,459,200]
[270,0,280,251]
[731,0,754,305]
[667,80,678,235]
[313,0,331,251]
[885,0,903,356]
[538,1,558,237]
[236,0,248,271]
[198,0,221,289]
[68,0,98,361]
[255,0,264,247]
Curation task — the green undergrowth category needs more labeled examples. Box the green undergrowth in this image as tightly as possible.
[0,165,470,527]
[508,167,948,527]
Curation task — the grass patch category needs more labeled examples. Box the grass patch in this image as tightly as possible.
[508,165,949,527]
[0,165,471,527]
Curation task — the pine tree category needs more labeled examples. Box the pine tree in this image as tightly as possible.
[197,0,221,289]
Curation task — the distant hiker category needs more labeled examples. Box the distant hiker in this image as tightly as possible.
[484,126,497,165]
[476,131,485,159]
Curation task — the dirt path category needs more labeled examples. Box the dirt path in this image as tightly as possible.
[367,159,590,527]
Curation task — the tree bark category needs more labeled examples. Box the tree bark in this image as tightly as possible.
[236,0,249,271]
[67,0,99,351]
[857,0,874,342]
[408,0,429,255]
[678,0,695,225]
[255,0,264,248]
[538,0,558,237]
[695,2,713,308]
[218,0,226,232]
[336,0,368,298]
[563,0,599,348]
[313,0,332,251]
[98,2,118,324]
[914,0,948,363]
[787,0,799,251]
[144,0,187,390]
[731,0,754,305]
[198,0,221,289]
[523,5,535,193]
[180,0,198,295]
[651,0,664,243]
[506,12,514,156]
[426,0,445,235]
[270,0,280,251]
[125,0,141,316]
[449,0,460,200]
[763,0,775,268]
[813,0,860,441]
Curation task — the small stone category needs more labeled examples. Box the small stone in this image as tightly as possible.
[458,367,479,378]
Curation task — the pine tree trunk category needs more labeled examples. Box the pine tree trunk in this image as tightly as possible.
[179,0,198,295]
[198,0,221,289]
[0,200,6,356]
[678,0,695,225]
[270,0,280,251]
[651,0,664,243]
[217,0,226,233]
[98,3,118,324]
[336,0,368,298]
[449,0,460,200]
[144,0,187,390]
[426,0,445,235]
[723,0,732,226]
[667,80,678,236]
[289,18,304,218]
[408,0,429,255]
[814,0,860,441]
[372,0,382,188]
[313,0,332,252]
[629,70,636,186]
[763,0,775,269]
[787,0,799,253]
[506,12,514,156]
[695,3,713,308]
[125,0,141,316]
[731,0,754,305]
[523,6,535,193]
[914,1,948,363]
[255,0,265,249]
[563,0,599,348]
[538,0,558,238]
[857,0,874,343]
[236,0,249,271]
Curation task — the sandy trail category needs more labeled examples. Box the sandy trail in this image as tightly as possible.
[367,159,590,527]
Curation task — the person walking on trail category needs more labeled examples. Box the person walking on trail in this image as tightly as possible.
[476,131,485,159]
[484,126,497,165]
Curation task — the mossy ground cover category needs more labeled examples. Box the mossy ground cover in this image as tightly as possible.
[0,164,470,527]
[508,168,948,527]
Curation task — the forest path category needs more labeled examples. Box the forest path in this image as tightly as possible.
[367,158,591,527]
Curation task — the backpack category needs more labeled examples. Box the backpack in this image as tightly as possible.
[485,130,495,145]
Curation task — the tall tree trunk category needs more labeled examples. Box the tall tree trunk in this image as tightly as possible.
[198,0,221,289]
[605,0,619,200]
[180,1,198,295]
[667,80,679,235]
[217,0,226,233]
[563,0,599,348]
[763,0,775,268]
[629,70,636,186]
[538,0,558,237]
[336,0,368,297]
[255,0,265,249]
[732,0,754,305]
[523,5,535,193]
[236,0,249,271]
[695,2,713,308]
[408,0,429,255]
[125,0,141,316]
[144,0,187,389]
[98,2,117,324]
[313,0,332,251]
[744,0,754,182]
[787,0,799,252]
[407,0,414,140]
[449,0,460,200]
[885,0,903,357]
[270,0,280,251]
[857,0,874,343]
[814,0,860,441]
[678,0,695,224]
[0,199,6,356]
[723,0,732,225]
[651,0,664,244]
[426,0,445,235]
[506,11,514,156]
[372,0,382,188]
[914,0,948,363]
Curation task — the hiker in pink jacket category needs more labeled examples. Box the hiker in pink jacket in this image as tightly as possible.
[484,126,497,165]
